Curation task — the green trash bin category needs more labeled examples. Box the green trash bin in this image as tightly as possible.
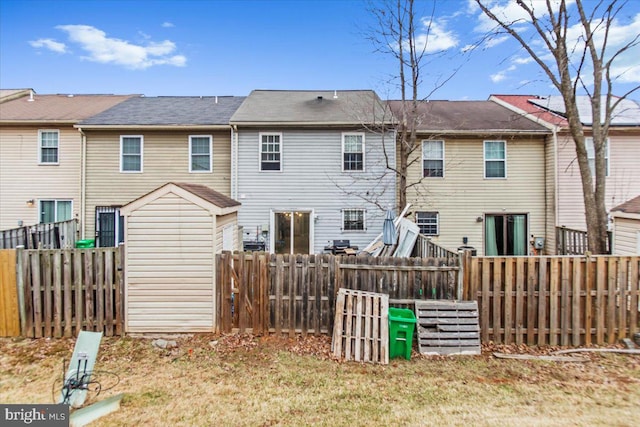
[75,239,95,249]
[388,307,417,360]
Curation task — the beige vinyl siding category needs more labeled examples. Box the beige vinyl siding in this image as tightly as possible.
[216,212,238,253]
[0,126,81,230]
[84,129,231,239]
[406,136,547,256]
[126,192,215,332]
[612,217,640,255]
[557,133,640,230]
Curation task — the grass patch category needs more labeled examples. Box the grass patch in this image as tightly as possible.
[1,334,639,426]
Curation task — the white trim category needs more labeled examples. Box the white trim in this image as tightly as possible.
[38,199,73,223]
[585,137,610,177]
[120,135,144,173]
[415,211,439,236]
[483,140,507,179]
[421,139,445,178]
[342,208,366,232]
[38,129,60,165]
[259,132,283,172]
[269,209,314,253]
[189,135,213,173]
[342,132,365,172]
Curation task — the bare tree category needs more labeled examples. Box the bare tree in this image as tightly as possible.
[367,0,462,210]
[476,0,640,254]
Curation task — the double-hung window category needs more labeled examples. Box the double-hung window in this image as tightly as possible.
[120,136,143,172]
[422,140,444,177]
[39,200,72,224]
[343,133,364,171]
[484,140,506,178]
[39,130,59,164]
[585,137,609,177]
[416,212,439,235]
[343,209,365,231]
[260,133,281,171]
[189,135,212,172]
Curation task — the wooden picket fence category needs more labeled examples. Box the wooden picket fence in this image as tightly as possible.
[216,252,461,335]
[464,255,640,346]
[15,246,124,338]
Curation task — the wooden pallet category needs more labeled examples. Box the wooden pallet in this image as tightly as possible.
[332,288,389,364]
[414,300,481,356]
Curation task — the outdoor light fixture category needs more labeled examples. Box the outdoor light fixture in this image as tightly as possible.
[476,216,483,222]
[26,199,35,207]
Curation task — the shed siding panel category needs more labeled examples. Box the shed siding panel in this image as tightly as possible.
[0,126,81,229]
[126,192,215,332]
[405,136,547,256]
[84,129,231,239]
[237,129,396,253]
[613,217,640,255]
[215,212,238,252]
[557,133,640,230]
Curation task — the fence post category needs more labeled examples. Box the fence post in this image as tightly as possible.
[457,250,464,301]
[16,246,26,337]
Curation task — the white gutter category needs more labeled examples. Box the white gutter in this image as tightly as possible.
[77,127,87,239]
[231,125,238,200]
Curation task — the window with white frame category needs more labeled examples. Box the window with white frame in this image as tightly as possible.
[39,130,59,164]
[585,137,609,177]
[120,136,143,172]
[343,209,365,231]
[422,140,444,177]
[484,140,506,178]
[189,135,212,172]
[260,133,281,171]
[343,133,364,171]
[416,212,439,235]
[39,200,72,224]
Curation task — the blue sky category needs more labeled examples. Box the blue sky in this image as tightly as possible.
[1,0,639,101]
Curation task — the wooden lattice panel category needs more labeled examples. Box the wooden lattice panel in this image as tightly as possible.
[414,300,481,356]
[332,288,389,364]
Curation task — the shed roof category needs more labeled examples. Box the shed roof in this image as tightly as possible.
[0,93,135,123]
[387,100,549,133]
[230,90,391,125]
[611,195,640,214]
[172,183,241,208]
[79,96,246,127]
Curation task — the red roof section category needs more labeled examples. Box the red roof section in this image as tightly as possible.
[611,195,640,214]
[490,95,568,127]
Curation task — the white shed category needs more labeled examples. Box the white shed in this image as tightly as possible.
[120,182,240,333]
[610,195,640,256]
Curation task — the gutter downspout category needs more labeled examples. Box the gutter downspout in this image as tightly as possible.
[78,127,87,239]
[553,126,559,244]
[231,125,238,200]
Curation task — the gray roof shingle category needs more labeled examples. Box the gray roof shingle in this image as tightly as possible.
[230,90,391,125]
[79,96,246,126]
[388,100,550,133]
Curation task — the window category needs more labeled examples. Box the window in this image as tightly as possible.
[189,135,212,172]
[416,212,439,235]
[484,140,506,178]
[39,130,59,164]
[343,133,364,171]
[260,133,282,171]
[422,140,444,177]
[39,200,72,224]
[585,137,609,177]
[343,209,365,231]
[120,136,143,172]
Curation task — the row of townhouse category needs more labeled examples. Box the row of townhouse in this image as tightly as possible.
[1,88,639,255]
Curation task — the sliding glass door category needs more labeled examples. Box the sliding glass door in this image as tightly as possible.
[485,214,527,256]
[273,211,312,254]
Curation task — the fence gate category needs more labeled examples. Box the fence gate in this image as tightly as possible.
[0,249,20,337]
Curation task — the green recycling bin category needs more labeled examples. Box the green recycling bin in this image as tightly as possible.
[75,239,95,249]
[388,307,417,360]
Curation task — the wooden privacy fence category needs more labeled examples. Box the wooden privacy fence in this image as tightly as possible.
[216,252,461,335]
[0,250,20,336]
[464,256,640,346]
[14,246,124,338]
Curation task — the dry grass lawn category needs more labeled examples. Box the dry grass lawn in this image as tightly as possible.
[1,334,639,426]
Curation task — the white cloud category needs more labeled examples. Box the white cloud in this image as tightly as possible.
[513,56,534,65]
[29,38,67,53]
[55,24,186,69]
[473,0,576,33]
[413,18,458,53]
[490,70,507,82]
[162,22,175,28]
